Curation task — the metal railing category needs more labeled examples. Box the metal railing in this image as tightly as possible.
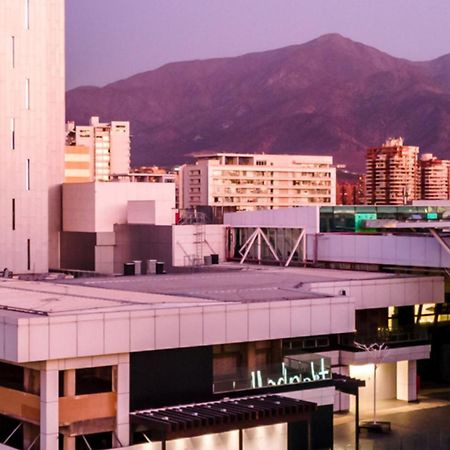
[341,326,429,348]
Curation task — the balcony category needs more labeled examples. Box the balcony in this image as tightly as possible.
[342,326,429,349]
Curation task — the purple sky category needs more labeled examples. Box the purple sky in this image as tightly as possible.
[66,0,450,90]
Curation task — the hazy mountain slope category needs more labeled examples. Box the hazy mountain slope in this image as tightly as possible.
[66,34,450,171]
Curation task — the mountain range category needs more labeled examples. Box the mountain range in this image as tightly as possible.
[66,34,450,171]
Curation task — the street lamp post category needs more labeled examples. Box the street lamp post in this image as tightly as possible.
[354,341,391,432]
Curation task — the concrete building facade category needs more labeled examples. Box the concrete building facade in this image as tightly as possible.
[0,266,442,450]
[61,182,176,273]
[224,204,450,408]
[180,153,336,216]
[0,0,65,273]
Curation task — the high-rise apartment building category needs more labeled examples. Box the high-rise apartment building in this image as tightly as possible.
[67,116,130,181]
[180,153,336,215]
[366,138,420,205]
[0,0,65,272]
[420,153,450,200]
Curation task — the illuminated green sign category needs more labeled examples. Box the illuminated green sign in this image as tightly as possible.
[427,212,438,220]
[355,213,377,231]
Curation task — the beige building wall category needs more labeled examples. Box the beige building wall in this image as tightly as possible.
[64,145,94,183]
[0,0,65,273]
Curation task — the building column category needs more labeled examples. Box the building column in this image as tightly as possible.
[334,366,350,412]
[63,370,76,450]
[23,368,40,449]
[396,360,417,402]
[114,354,130,447]
[247,342,257,372]
[40,363,59,450]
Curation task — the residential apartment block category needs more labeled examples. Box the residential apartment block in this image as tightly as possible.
[0,0,65,273]
[66,117,130,182]
[180,153,336,216]
[336,176,366,205]
[366,139,450,205]
[366,138,420,205]
[420,153,450,200]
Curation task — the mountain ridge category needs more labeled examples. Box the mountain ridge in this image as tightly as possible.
[66,34,450,170]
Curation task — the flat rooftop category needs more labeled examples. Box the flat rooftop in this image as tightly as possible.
[0,265,399,318]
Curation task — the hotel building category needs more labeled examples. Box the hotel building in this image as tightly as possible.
[180,153,336,216]
[0,0,65,273]
[366,138,420,205]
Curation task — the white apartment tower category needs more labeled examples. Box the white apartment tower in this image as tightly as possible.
[0,0,65,272]
[180,153,336,213]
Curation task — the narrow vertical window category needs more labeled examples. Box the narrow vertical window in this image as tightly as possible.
[11,36,15,68]
[27,239,31,271]
[12,199,16,230]
[10,118,15,149]
[25,159,30,190]
[25,78,30,109]
[25,0,30,30]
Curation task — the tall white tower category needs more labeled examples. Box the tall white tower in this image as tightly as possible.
[0,0,65,273]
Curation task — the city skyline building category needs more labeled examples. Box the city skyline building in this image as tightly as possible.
[180,153,336,218]
[0,0,65,273]
[419,153,450,201]
[66,116,130,182]
[366,137,420,205]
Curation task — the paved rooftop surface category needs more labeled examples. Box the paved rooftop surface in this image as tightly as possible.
[0,265,399,317]
[58,264,397,301]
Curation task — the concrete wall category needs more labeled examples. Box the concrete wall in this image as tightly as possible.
[63,182,175,233]
[0,0,65,273]
[114,224,173,274]
[305,276,444,310]
[308,233,450,268]
[127,201,156,225]
[60,232,96,271]
[172,225,226,267]
[349,362,397,414]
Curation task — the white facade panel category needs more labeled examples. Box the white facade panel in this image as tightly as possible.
[248,304,271,341]
[172,224,226,267]
[224,206,320,234]
[311,233,450,268]
[305,276,444,310]
[8,294,353,363]
[341,345,431,365]
[0,0,65,272]
[63,182,175,232]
